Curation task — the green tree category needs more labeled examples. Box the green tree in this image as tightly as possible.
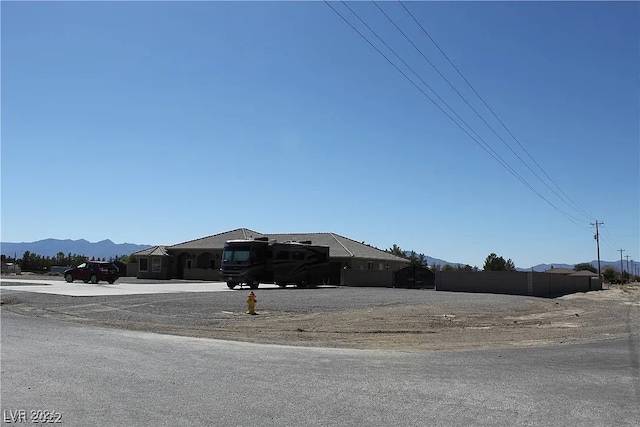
[43,256,52,271]
[20,251,33,270]
[408,251,419,266]
[574,263,597,273]
[621,270,630,284]
[442,264,456,271]
[388,244,405,258]
[483,253,515,271]
[602,267,617,282]
[417,253,428,267]
[56,252,66,266]
[506,258,515,271]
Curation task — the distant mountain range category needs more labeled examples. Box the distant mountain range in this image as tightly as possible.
[518,261,628,273]
[400,251,627,272]
[0,239,630,272]
[1,239,153,260]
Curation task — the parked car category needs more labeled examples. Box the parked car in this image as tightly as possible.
[64,261,119,284]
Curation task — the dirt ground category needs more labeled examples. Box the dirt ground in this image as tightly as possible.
[180,285,640,351]
[2,283,639,352]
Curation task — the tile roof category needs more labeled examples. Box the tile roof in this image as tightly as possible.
[167,228,409,263]
[168,228,265,250]
[569,270,599,277]
[131,245,170,257]
[544,268,576,275]
[266,232,409,262]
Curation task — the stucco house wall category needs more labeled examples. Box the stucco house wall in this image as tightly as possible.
[136,256,170,280]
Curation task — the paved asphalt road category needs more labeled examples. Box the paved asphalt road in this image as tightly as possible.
[2,312,638,427]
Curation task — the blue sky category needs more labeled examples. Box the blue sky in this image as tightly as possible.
[2,1,638,268]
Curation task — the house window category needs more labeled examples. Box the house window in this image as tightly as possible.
[186,260,192,269]
[367,261,374,270]
[379,263,384,270]
[385,263,389,270]
[209,259,216,269]
[139,258,149,272]
[152,258,162,273]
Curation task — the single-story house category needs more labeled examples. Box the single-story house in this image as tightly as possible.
[131,228,410,282]
[131,245,171,279]
[568,270,599,277]
[545,268,577,275]
[545,267,599,277]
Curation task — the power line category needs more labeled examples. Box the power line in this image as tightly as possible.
[599,226,623,254]
[341,1,485,147]
[398,0,594,221]
[324,1,589,229]
[372,0,591,222]
[340,0,524,173]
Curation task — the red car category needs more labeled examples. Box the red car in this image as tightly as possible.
[63,261,119,284]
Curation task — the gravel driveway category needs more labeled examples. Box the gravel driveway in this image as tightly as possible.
[2,277,638,352]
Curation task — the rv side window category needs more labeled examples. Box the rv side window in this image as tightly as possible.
[276,251,289,260]
[292,251,305,261]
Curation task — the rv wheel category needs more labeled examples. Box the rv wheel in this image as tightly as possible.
[249,280,259,290]
[277,283,287,288]
[227,282,237,289]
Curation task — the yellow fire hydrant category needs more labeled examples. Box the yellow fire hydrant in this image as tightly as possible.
[246,291,257,315]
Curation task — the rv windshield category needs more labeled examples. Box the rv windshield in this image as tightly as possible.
[222,245,251,262]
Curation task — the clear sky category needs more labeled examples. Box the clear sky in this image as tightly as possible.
[2,1,638,268]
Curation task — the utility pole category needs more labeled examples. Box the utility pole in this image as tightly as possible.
[625,255,630,277]
[590,221,604,280]
[618,249,625,282]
